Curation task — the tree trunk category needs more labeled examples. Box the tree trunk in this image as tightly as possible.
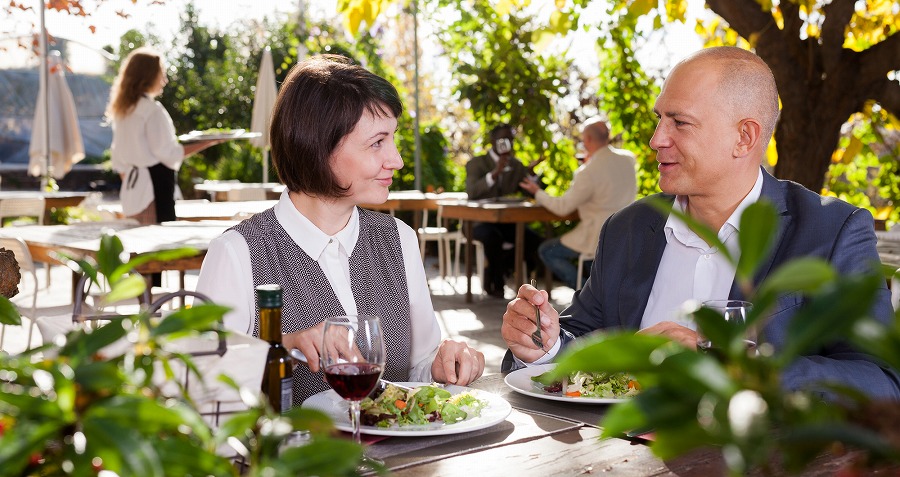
[772,94,847,192]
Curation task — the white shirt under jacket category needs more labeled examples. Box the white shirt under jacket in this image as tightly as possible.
[110,96,184,216]
[518,168,764,367]
[195,191,442,381]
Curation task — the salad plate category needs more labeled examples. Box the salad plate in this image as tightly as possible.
[504,363,630,404]
[303,382,511,437]
[178,129,260,142]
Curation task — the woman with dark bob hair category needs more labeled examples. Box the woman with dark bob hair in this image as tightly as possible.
[197,55,484,405]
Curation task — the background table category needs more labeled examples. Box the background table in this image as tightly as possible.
[0,220,231,300]
[100,199,276,222]
[0,191,91,223]
[193,181,285,201]
[361,191,467,231]
[439,199,578,302]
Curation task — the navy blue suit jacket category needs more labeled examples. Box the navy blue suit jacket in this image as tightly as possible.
[511,169,900,399]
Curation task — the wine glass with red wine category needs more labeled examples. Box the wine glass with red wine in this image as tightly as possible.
[321,315,385,448]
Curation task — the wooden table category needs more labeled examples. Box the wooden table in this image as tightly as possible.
[439,199,578,302]
[0,191,91,223]
[0,221,231,301]
[99,199,276,222]
[367,373,867,476]
[193,181,285,201]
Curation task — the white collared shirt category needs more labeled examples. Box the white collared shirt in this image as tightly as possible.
[639,168,764,329]
[483,149,501,188]
[195,191,441,381]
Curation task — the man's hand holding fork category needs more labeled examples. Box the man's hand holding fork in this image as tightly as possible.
[501,282,561,363]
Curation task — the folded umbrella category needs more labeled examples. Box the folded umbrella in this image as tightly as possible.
[29,51,85,180]
[250,47,278,183]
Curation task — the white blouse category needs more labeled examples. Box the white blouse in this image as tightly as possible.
[195,191,442,381]
[110,96,184,216]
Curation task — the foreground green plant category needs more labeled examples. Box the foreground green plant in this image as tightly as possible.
[550,200,900,475]
[0,231,372,476]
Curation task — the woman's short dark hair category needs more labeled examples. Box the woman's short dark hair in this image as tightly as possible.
[270,54,403,197]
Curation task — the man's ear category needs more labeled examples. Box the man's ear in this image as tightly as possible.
[734,118,762,158]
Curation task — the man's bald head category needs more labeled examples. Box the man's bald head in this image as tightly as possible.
[675,47,780,147]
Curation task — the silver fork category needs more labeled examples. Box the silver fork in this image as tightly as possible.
[529,279,542,349]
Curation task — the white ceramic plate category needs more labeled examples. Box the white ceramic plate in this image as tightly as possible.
[178,129,249,142]
[303,382,512,437]
[504,363,629,404]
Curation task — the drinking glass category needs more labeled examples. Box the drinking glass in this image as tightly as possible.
[321,315,385,448]
[697,300,757,356]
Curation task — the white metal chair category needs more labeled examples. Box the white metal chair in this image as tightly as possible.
[418,208,452,279]
[452,226,487,294]
[0,197,45,226]
[575,251,595,291]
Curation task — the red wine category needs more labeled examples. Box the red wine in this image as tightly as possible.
[324,363,383,400]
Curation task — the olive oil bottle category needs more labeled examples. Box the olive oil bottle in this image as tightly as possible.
[257,284,292,413]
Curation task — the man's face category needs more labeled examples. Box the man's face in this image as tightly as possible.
[649,60,742,200]
[491,129,514,155]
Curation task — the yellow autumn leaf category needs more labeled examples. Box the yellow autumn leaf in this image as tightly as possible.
[531,29,556,52]
[496,0,514,16]
[631,0,656,17]
[840,136,864,164]
[875,206,894,221]
[555,0,566,8]
[766,137,778,167]
[665,0,687,22]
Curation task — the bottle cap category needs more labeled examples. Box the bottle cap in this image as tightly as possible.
[256,284,282,308]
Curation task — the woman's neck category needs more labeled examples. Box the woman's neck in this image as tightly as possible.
[288,191,354,236]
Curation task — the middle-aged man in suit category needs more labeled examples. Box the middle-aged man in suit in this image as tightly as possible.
[500,46,900,399]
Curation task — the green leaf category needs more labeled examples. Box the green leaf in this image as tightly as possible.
[74,361,127,394]
[103,273,147,305]
[283,406,340,437]
[551,332,675,377]
[778,274,881,362]
[82,417,164,477]
[276,438,368,476]
[755,258,836,298]
[852,319,900,372]
[118,247,200,278]
[152,304,230,339]
[59,319,131,362]
[0,421,62,474]
[736,201,778,282]
[97,233,126,280]
[0,296,21,326]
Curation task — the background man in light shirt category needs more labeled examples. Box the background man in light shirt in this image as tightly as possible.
[500,46,900,399]
[519,116,636,289]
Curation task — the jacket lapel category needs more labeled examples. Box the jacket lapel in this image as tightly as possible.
[728,168,792,298]
[619,197,671,328]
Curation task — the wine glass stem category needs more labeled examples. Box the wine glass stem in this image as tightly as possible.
[349,400,362,446]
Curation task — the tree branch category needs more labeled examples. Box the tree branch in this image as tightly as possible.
[857,33,900,82]
[871,79,900,120]
[820,0,856,72]
[779,0,807,63]
[705,0,773,38]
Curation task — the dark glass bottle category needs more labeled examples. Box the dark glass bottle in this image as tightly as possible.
[257,284,292,413]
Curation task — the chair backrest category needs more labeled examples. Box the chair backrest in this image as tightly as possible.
[226,188,267,202]
[0,236,37,276]
[0,197,45,226]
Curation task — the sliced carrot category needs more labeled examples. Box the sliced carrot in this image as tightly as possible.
[565,391,582,397]
[395,400,407,410]
[628,380,640,390]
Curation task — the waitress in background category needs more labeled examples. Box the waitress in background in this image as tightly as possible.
[106,47,221,224]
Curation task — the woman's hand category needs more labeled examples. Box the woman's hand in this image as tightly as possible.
[282,322,327,373]
[431,339,485,386]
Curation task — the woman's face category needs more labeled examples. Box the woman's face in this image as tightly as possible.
[330,108,402,206]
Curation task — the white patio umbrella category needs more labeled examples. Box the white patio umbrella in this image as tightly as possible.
[28,50,84,180]
[250,47,277,184]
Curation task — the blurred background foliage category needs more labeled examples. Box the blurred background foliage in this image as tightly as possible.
[83,0,897,225]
